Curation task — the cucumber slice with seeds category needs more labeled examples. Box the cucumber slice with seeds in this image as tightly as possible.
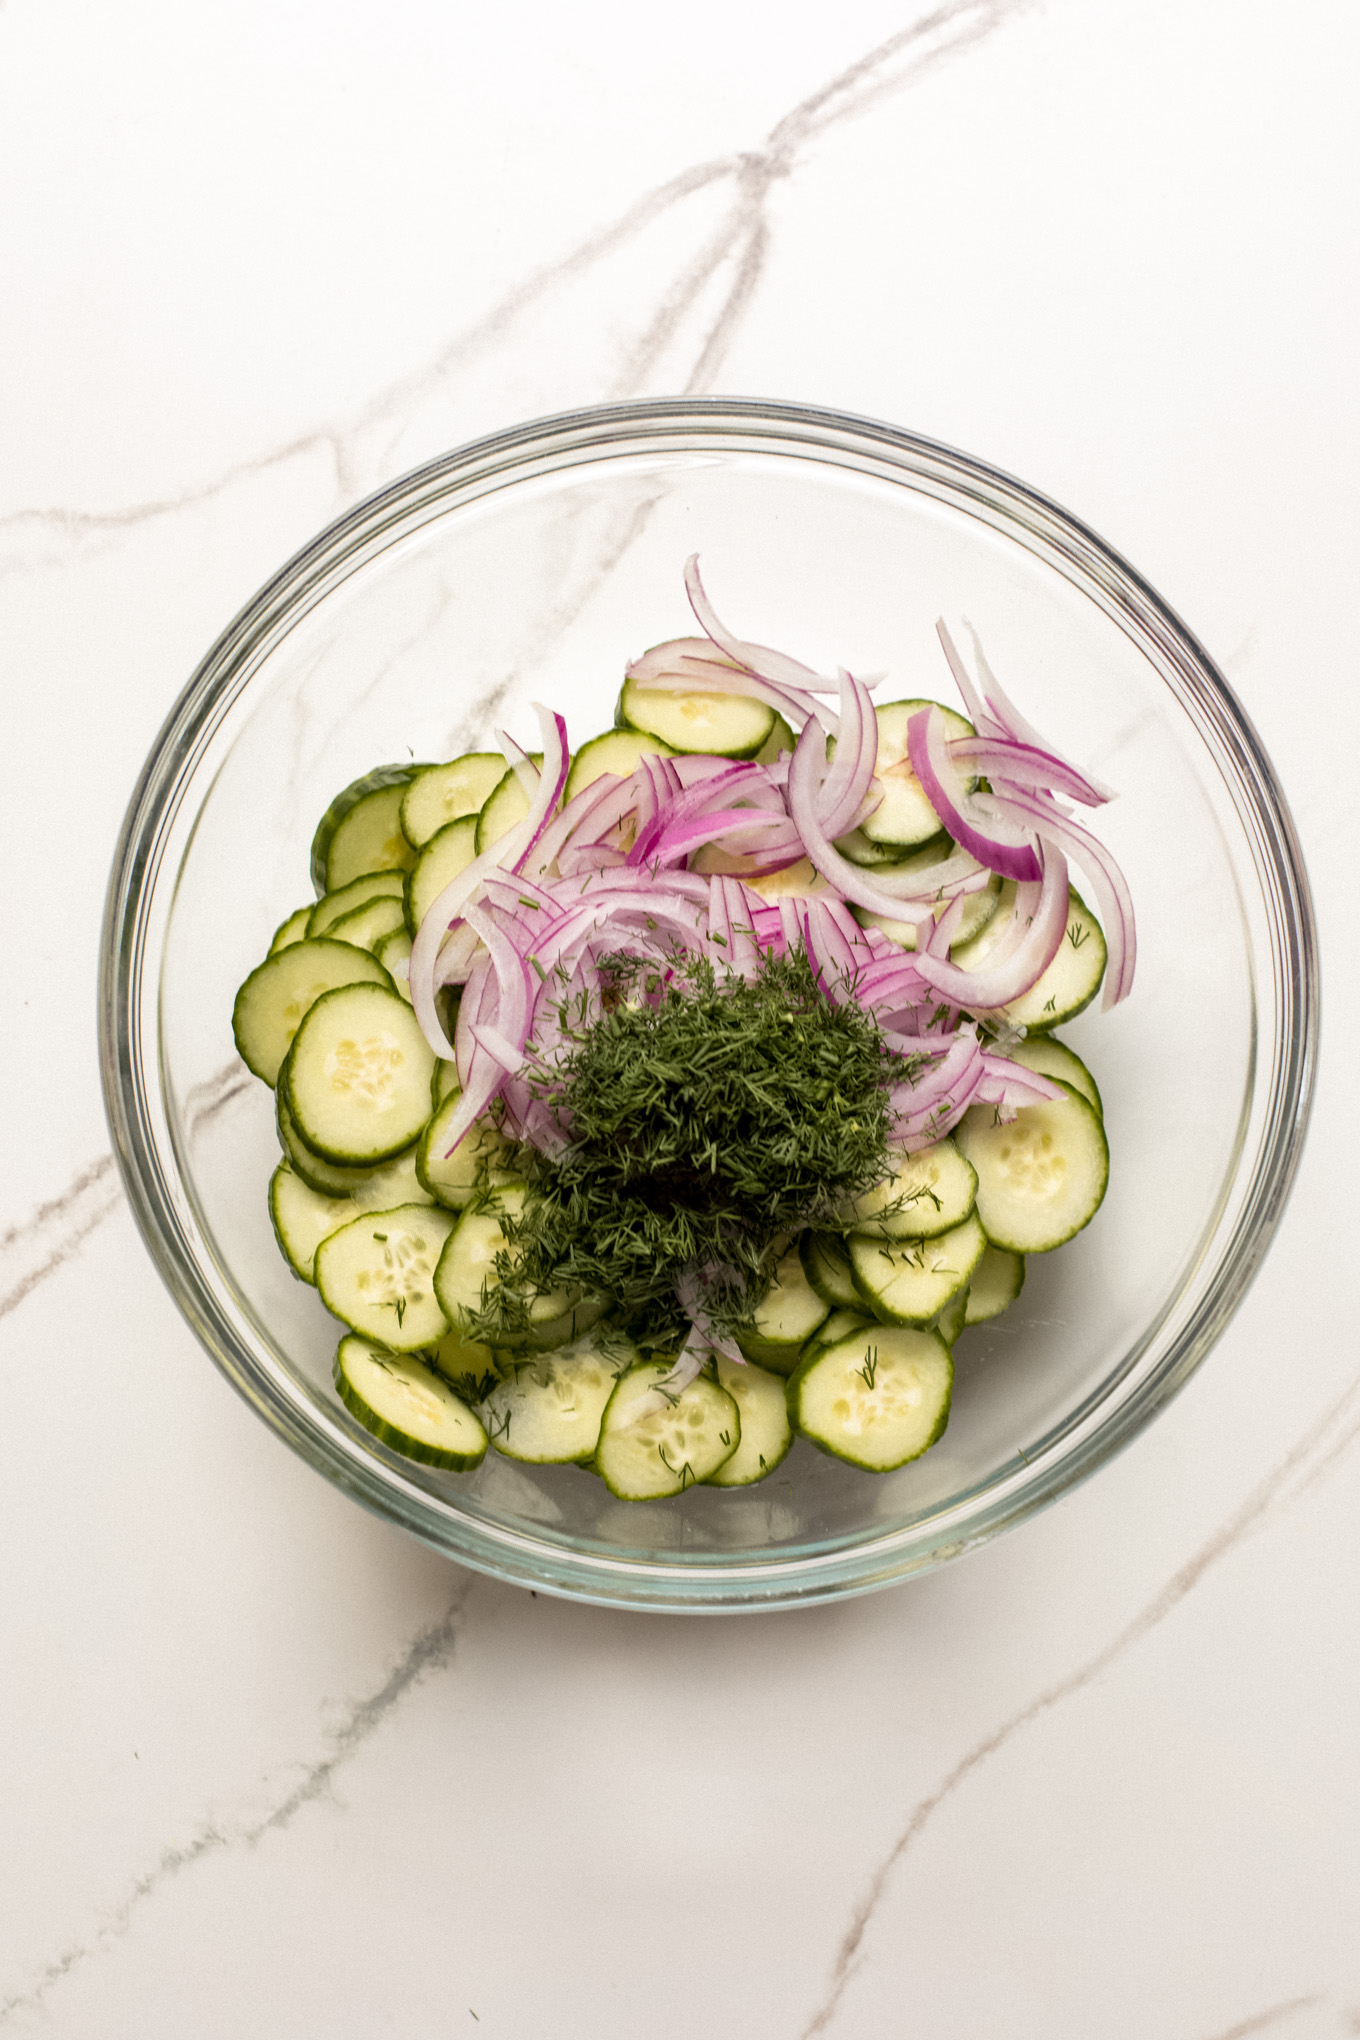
[481,1332,637,1464]
[736,1245,829,1373]
[405,813,479,936]
[799,1231,861,1312]
[595,1360,740,1499]
[269,1162,357,1284]
[964,1245,1025,1323]
[233,938,394,1087]
[617,671,775,759]
[307,869,407,939]
[315,1205,457,1350]
[401,753,506,850]
[285,982,436,1164]
[848,1211,987,1325]
[334,1335,486,1469]
[840,1138,977,1241]
[417,1090,516,1208]
[788,1324,952,1472]
[707,1357,793,1486]
[955,1084,1108,1252]
[432,1186,582,1343]
[315,769,427,894]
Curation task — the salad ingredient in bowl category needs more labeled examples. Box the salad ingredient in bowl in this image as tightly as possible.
[233,560,1130,1500]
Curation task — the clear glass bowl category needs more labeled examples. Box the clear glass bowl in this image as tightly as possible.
[100,399,1318,1611]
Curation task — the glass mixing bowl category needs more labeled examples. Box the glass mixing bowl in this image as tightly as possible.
[100,399,1318,1611]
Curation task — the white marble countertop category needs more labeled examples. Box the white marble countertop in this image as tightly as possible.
[2,1,1356,2032]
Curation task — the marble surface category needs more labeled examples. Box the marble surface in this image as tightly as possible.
[1,0,1356,2032]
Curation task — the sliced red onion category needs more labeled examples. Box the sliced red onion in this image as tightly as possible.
[410,703,568,1056]
[907,705,1042,884]
[989,786,1136,1007]
[817,671,880,842]
[786,718,978,922]
[911,848,1071,1010]
[949,736,1112,809]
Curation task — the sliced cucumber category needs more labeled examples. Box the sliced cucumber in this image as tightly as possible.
[1002,894,1107,1030]
[707,1357,793,1486]
[798,1310,881,1382]
[1007,1035,1102,1118]
[270,1157,433,1284]
[856,701,974,852]
[232,938,394,1087]
[277,1086,418,1197]
[841,1139,977,1241]
[964,1245,1025,1323]
[476,758,540,855]
[428,1324,503,1403]
[285,982,436,1164]
[405,813,479,937]
[315,1205,457,1350]
[432,1185,581,1344]
[374,926,413,1002]
[307,868,407,940]
[799,1231,861,1311]
[334,1335,486,1470]
[400,753,506,850]
[417,1090,516,1208]
[595,1360,740,1499]
[617,671,775,759]
[268,906,313,955]
[432,1056,461,1107]
[327,893,408,955]
[564,729,676,802]
[932,1284,969,1346]
[736,1245,830,1374]
[311,765,427,895]
[952,884,1106,1028]
[755,715,795,764]
[852,875,1001,951]
[481,1331,636,1465]
[788,1323,952,1472]
[269,1162,358,1284]
[848,1211,987,1325]
[955,1083,1108,1252]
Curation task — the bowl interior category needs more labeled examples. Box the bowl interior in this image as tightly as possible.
[111,405,1311,1608]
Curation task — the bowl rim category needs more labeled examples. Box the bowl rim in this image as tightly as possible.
[99,395,1320,1612]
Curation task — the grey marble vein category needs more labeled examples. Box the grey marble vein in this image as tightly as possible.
[0,0,1035,576]
[798,1374,1360,2037]
[0,1156,123,1327]
[0,1579,477,2024]
[1198,1997,1321,2040]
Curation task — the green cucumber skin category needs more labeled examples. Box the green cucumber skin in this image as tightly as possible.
[784,1331,953,1473]
[332,1345,486,1471]
[613,682,774,761]
[232,938,396,1088]
[799,1231,861,1311]
[309,764,428,896]
[957,1082,1109,1254]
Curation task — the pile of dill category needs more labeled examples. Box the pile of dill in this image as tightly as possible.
[468,947,907,1352]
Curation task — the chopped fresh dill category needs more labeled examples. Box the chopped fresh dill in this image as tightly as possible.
[467,946,910,1350]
